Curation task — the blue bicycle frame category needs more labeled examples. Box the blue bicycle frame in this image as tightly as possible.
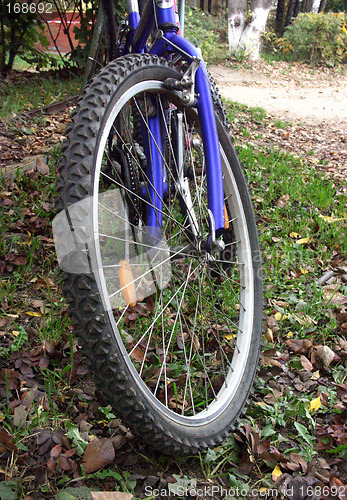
[121,0,225,240]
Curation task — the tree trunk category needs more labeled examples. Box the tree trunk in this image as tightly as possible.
[239,0,273,59]
[228,0,273,59]
[302,0,314,12]
[80,4,104,92]
[284,0,297,28]
[312,0,321,11]
[0,4,6,76]
[318,0,327,11]
[275,0,286,35]
[293,0,301,18]
[227,0,247,52]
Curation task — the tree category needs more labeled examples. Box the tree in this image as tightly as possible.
[228,0,274,59]
[0,0,49,76]
[276,0,325,36]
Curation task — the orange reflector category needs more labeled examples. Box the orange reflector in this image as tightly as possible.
[118,259,137,307]
[224,204,229,229]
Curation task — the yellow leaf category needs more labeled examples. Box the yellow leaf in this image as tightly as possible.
[25,311,42,317]
[255,401,267,407]
[12,330,20,337]
[225,333,236,340]
[300,268,309,274]
[265,328,273,342]
[309,396,321,412]
[311,370,320,380]
[272,464,283,481]
[20,231,32,246]
[274,312,282,321]
[290,232,300,238]
[296,237,310,245]
[259,488,268,495]
[287,331,294,338]
[282,314,289,320]
[319,214,345,223]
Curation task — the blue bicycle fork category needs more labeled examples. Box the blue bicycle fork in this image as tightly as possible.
[125,0,225,243]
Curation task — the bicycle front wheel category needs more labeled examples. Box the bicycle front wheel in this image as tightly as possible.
[56,54,263,454]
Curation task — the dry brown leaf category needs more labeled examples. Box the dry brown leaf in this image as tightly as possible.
[315,345,335,368]
[50,444,62,459]
[286,338,313,354]
[0,429,17,454]
[36,156,49,175]
[13,405,27,427]
[277,193,289,207]
[82,438,115,474]
[300,355,313,372]
[130,347,147,362]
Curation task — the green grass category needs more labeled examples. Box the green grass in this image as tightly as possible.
[0,159,67,353]
[227,101,268,124]
[0,81,346,497]
[225,102,346,346]
[0,72,82,120]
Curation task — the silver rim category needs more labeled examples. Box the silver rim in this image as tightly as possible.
[92,79,254,424]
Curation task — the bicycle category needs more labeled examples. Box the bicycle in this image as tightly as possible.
[53,0,263,454]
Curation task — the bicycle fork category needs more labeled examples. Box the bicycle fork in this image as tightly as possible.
[126,0,226,249]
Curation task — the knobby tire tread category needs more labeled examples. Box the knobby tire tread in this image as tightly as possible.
[56,54,262,454]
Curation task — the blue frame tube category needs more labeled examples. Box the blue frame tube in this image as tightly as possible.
[150,31,225,235]
[129,0,225,236]
[142,112,164,237]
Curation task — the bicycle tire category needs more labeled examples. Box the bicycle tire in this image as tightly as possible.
[55,54,263,454]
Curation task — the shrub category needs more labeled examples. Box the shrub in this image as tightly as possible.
[0,3,51,76]
[279,12,347,66]
[184,7,228,63]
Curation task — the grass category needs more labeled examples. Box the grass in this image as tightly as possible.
[229,106,346,347]
[0,74,346,498]
[0,71,82,120]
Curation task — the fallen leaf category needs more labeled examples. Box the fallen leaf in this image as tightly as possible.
[300,355,313,371]
[296,237,310,245]
[82,438,115,473]
[50,444,62,459]
[13,405,27,427]
[225,333,236,340]
[323,287,347,306]
[277,194,290,207]
[0,430,17,454]
[290,232,301,238]
[315,345,335,369]
[36,156,49,175]
[286,338,313,354]
[130,347,147,362]
[25,311,42,317]
[265,328,273,342]
[311,370,320,380]
[319,214,345,223]
[308,396,321,412]
[272,464,283,481]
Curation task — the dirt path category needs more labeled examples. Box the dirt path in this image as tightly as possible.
[209,61,347,127]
